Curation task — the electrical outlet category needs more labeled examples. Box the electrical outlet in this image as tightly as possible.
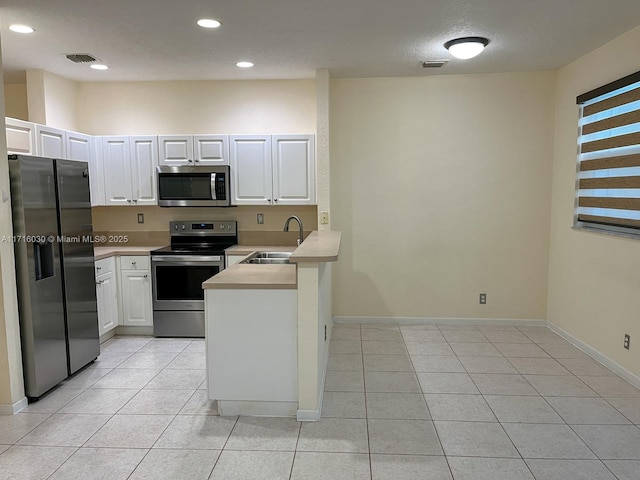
[319,211,329,225]
[257,213,264,224]
[479,293,487,304]
[624,334,630,350]
[137,213,144,224]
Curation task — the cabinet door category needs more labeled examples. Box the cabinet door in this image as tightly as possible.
[65,131,92,163]
[102,136,133,205]
[35,125,66,159]
[120,270,153,327]
[89,137,106,206]
[158,135,194,166]
[230,135,273,205]
[96,270,118,336]
[194,135,229,165]
[272,134,316,205]
[5,117,36,155]
[130,136,158,205]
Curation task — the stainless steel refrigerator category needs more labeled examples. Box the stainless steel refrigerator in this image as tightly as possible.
[9,154,100,399]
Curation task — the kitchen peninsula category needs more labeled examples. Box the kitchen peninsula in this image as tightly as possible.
[203,230,341,421]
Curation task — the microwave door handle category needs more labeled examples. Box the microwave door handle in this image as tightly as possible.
[210,173,217,200]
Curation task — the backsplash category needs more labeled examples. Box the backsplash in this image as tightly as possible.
[92,205,318,246]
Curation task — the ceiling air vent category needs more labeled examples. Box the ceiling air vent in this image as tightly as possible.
[66,53,98,63]
[422,60,449,68]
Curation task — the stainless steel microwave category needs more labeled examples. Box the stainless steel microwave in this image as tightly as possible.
[157,165,232,207]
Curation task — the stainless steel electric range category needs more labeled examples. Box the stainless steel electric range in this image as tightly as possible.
[150,220,238,337]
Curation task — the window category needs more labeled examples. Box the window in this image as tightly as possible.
[575,70,640,237]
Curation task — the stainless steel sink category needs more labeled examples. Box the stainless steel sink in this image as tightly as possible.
[253,252,292,259]
[242,258,291,265]
[239,251,292,265]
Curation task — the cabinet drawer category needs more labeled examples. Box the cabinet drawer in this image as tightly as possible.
[120,255,150,270]
[95,256,116,276]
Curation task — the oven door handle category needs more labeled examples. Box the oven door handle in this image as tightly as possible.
[211,173,217,200]
[152,255,222,262]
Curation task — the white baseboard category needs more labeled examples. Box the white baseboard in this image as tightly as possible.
[547,322,640,390]
[297,409,321,421]
[0,396,28,415]
[114,326,154,336]
[333,316,546,327]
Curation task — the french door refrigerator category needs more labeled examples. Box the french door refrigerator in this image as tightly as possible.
[9,154,100,399]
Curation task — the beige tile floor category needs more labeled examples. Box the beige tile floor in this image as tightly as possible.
[1,323,640,479]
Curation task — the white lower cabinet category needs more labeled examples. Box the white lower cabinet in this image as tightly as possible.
[119,256,153,327]
[225,254,247,268]
[95,257,118,337]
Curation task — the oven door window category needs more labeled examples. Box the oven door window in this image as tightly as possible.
[155,264,219,301]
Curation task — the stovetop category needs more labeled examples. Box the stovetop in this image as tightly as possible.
[151,243,235,256]
[151,220,238,256]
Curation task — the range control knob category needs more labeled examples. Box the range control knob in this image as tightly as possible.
[182,224,186,230]
[174,224,178,230]
[220,224,225,230]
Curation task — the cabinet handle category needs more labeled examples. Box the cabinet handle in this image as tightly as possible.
[194,158,199,163]
[96,280,103,285]
[127,199,132,203]
[97,266,101,271]
[274,199,278,203]
[188,159,193,163]
[131,261,136,265]
[143,274,148,278]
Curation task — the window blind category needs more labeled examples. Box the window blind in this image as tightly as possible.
[576,70,640,235]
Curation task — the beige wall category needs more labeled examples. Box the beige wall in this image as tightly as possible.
[331,72,556,320]
[25,69,79,130]
[547,25,640,377]
[3,83,28,120]
[76,80,316,135]
[0,34,27,410]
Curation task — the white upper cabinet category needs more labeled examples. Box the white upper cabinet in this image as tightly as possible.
[6,118,36,155]
[158,135,194,166]
[272,135,316,205]
[102,136,132,205]
[35,125,66,159]
[230,135,273,205]
[90,136,106,206]
[159,134,229,166]
[194,135,229,165]
[102,136,158,206]
[230,134,316,205]
[65,131,92,163]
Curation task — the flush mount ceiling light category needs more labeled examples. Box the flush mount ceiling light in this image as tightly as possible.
[9,24,35,34]
[236,61,254,68]
[197,18,221,29]
[90,64,109,70]
[444,36,489,59]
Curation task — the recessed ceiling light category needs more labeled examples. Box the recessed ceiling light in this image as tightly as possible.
[90,64,109,70]
[9,24,35,34]
[197,18,221,29]
[236,61,254,68]
[444,36,490,60]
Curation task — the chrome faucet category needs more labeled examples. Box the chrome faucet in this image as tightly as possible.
[284,215,304,246]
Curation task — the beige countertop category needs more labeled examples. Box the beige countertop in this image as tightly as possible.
[203,264,297,289]
[290,231,341,263]
[225,245,297,256]
[94,246,162,260]
[206,231,341,289]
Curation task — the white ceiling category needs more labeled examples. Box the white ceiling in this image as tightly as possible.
[2,0,640,83]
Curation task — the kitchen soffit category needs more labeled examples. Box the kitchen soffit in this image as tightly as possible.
[2,0,640,82]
